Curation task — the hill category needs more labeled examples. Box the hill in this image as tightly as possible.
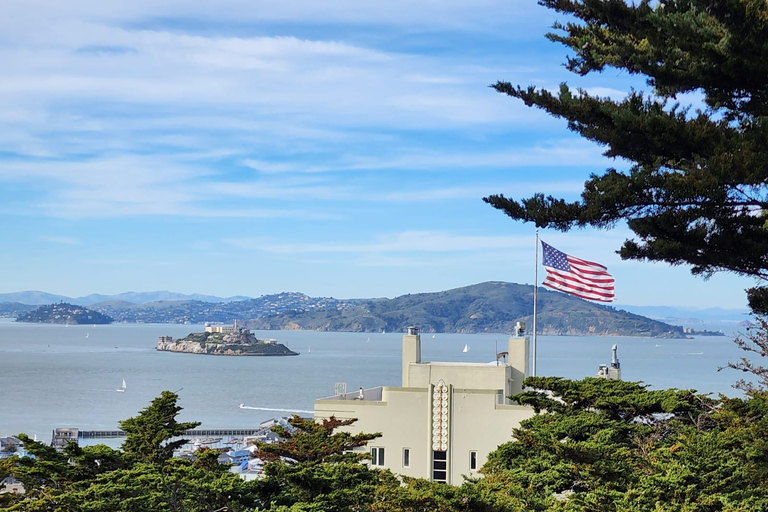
[91,293,364,324]
[245,282,688,338]
[0,290,251,306]
[16,303,114,325]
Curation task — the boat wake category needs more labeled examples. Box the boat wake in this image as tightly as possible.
[239,404,314,414]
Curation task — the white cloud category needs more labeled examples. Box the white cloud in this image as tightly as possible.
[224,230,529,254]
[39,235,80,245]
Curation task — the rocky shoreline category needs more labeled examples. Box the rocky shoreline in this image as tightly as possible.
[156,326,298,356]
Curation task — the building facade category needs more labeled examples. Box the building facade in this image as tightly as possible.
[314,327,535,484]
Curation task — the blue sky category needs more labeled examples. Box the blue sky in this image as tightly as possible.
[0,0,755,309]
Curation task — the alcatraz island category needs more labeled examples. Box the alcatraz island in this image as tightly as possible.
[156,321,298,356]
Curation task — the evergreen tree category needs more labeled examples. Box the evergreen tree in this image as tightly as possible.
[484,0,768,313]
[119,390,200,465]
[251,416,397,511]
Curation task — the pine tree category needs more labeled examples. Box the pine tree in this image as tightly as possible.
[484,0,768,312]
[119,390,200,464]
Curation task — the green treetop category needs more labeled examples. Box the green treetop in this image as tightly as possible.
[119,390,200,465]
[485,0,768,313]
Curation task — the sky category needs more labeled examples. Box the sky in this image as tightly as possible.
[0,0,756,309]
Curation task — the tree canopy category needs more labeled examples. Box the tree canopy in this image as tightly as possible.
[119,390,200,464]
[6,384,768,511]
[484,0,768,312]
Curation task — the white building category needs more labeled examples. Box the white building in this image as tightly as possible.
[314,326,535,484]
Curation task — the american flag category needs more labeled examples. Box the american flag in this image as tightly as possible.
[541,241,614,302]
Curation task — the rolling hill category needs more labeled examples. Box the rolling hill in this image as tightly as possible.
[245,282,689,338]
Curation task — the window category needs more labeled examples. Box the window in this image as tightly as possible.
[470,451,477,471]
[403,448,410,467]
[432,450,447,482]
[371,447,385,466]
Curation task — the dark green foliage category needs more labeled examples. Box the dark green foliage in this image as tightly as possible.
[485,0,768,313]
[253,416,380,464]
[8,387,768,511]
[119,391,201,464]
[4,392,253,512]
[250,416,397,511]
[480,376,768,511]
[249,281,686,337]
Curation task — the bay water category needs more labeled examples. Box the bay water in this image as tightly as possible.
[0,319,753,441]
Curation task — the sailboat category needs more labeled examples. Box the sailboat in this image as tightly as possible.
[462,344,469,353]
[308,346,311,354]
[85,332,89,338]
[116,379,126,392]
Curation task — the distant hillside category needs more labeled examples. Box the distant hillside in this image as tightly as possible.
[245,282,688,338]
[3,283,708,337]
[16,303,114,325]
[91,293,365,324]
[0,302,36,318]
[0,290,251,306]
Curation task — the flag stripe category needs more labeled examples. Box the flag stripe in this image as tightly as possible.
[540,241,615,302]
[543,275,614,301]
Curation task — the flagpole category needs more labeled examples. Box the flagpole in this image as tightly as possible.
[532,229,538,377]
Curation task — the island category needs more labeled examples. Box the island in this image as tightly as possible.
[156,322,298,356]
[15,302,114,325]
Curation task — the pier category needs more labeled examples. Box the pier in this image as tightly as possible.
[77,428,262,439]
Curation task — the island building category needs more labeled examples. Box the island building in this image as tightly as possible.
[313,325,536,484]
[205,320,246,334]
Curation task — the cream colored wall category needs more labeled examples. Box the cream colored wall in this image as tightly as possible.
[408,363,512,396]
[313,333,534,483]
[315,387,431,479]
[314,385,535,483]
[448,388,534,482]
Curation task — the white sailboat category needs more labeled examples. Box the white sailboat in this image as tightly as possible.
[116,379,126,392]
[462,344,469,353]
[308,346,311,354]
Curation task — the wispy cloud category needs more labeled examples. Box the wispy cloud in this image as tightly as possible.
[39,235,79,245]
[223,231,529,254]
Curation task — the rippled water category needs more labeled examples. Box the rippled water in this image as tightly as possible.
[0,319,753,441]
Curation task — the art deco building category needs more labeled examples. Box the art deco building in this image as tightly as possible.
[314,326,535,484]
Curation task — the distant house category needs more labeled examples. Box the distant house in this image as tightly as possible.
[51,428,79,450]
[231,458,264,481]
[218,449,252,465]
[0,436,21,455]
[0,476,25,495]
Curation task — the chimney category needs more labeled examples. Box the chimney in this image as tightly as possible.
[507,333,530,395]
[402,326,421,387]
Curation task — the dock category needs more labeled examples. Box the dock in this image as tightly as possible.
[77,428,262,439]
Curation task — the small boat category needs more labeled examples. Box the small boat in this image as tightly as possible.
[462,344,469,353]
[85,332,89,338]
[116,379,126,392]
[308,346,311,354]
[366,337,371,343]
[432,335,436,339]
